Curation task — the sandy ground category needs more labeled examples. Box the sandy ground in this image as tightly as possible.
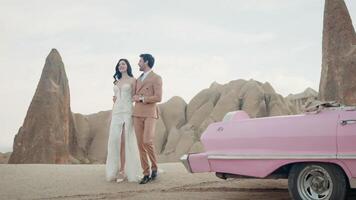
[0,163,355,200]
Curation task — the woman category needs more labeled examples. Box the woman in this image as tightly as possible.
[106,59,141,182]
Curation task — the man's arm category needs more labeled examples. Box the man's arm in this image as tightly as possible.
[143,76,162,104]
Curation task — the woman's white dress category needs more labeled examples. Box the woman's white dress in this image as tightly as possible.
[106,83,142,182]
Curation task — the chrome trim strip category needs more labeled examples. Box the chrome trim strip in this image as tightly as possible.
[208,154,337,160]
[337,154,356,159]
[350,178,356,189]
[180,154,192,173]
[208,153,356,160]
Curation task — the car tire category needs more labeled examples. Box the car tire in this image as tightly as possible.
[288,163,347,200]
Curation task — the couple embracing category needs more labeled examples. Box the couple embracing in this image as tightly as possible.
[105,54,162,184]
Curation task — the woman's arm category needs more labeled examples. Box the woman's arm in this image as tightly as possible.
[131,78,137,97]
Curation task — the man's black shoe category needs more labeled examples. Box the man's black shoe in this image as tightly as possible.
[151,170,158,181]
[139,175,151,184]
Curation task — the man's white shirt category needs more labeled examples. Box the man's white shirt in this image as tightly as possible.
[140,70,152,82]
[139,69,152,103]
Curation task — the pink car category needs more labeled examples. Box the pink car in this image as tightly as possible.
[181,107,356,200]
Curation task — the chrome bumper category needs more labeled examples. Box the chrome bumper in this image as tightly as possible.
[350,178,356,188]
[180,154,192,173]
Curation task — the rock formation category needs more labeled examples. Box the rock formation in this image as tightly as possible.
[157,79,297,162]
[72,111,111,163]
[155,96,187,154]
[319,0,356,105]
[9,49,84,164]
[286,88,318,113]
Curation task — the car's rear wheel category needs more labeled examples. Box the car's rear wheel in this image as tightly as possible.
[288,163,347,200]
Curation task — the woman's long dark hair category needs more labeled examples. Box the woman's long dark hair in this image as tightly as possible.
[113,59,133,83]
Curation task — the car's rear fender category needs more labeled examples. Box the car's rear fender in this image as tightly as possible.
[181,153,210,173]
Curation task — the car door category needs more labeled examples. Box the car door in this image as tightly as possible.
[337,109,356,177]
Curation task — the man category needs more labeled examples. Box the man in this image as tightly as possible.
[133,54,162,184]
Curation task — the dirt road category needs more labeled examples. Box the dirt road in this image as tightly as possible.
[0,163,355,200]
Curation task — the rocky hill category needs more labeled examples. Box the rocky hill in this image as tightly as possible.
[286,88,318,113]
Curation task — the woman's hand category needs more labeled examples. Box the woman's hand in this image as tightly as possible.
[113,96,117,103]
[132,95,140,102]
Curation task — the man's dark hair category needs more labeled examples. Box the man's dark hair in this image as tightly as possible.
[140,54,155,68]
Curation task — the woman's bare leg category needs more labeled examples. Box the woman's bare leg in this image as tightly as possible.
[119,123,126,173]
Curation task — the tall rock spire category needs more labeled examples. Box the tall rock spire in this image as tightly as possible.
[319,0,356,105]
[9,49,80,164]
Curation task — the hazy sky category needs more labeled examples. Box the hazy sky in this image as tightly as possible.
[1,0,356,152]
